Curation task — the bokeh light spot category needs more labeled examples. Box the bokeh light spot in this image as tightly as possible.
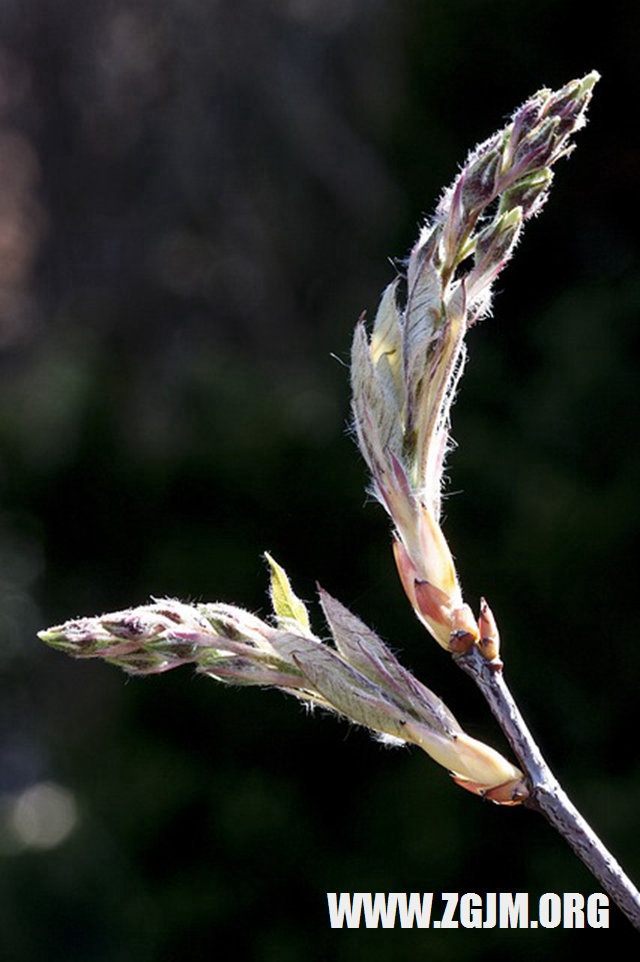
[9,782,78,850]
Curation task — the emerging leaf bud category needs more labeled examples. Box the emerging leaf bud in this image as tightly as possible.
[351,73,597,661]
[466,207,523,306]
[478,597,501,662]
[459,145,501,213]
[40,577,527,805]
[500,167,553,219]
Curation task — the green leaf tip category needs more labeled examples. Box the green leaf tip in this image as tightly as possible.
[264,552,311,633]
[580,70,600,92]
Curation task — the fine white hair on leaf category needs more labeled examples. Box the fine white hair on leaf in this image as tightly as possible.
[374,732,408,749]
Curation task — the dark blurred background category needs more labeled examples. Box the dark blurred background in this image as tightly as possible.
[0,0,638,958]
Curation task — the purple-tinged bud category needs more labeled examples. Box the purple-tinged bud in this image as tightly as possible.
[440,176,466,269]
[509,72,599,177]
[100,616,151,640]
[546,71,598,130]
[465,207,523,306]
[544,78,583,120]
[104,650,177,675]
[509,94,547,148]
[460,148,501,213]
[553,92,592,140]
[512,115,560,171]
[38,619,137,658]
[500,167,553,220]
[474,207,522,261]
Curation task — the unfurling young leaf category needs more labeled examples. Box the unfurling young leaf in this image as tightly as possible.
[265,551,311,634]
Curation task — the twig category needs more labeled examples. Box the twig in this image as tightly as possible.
[454,646,640,930]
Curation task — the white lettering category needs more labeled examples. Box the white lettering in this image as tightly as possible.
[587,893,609,928]
[562,892,584,928]
[326,892,363,928]
[459,892,482,928]
[539,892,562,928]
[483,892,497,928]
[396,892,433,929]
[500,892,528,928]
[327,890,607,929]
[440,892,459,928]
[362,892,398,928]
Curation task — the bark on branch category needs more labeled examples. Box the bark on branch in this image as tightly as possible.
[454,646,640,931]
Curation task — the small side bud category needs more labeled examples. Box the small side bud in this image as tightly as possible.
[478,597,500,661]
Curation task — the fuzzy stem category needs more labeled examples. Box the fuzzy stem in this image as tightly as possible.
[454,646,640,931]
